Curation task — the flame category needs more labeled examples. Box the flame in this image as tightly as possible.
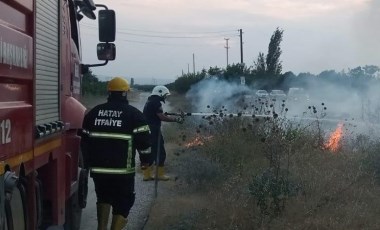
[324,123,344,152]
[185,136,213,148]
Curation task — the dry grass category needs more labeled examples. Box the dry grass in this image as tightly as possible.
[145,95,380,229]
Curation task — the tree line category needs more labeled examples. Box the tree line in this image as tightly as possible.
[82,27,380,96]
[168,27,380,95]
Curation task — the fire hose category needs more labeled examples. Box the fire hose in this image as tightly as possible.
[165,112,271,118]
[164,111,377,126]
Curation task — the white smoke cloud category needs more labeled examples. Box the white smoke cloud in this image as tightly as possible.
[185,77,251,113]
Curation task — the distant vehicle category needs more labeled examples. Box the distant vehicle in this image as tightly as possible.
[287,88,309,101]
[255,90,269,98]
[270,90,287,100]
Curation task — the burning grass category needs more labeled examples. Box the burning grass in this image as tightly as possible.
[146,97,380,229]
[324,123,344,152]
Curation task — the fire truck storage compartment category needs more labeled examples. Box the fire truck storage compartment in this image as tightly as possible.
[35,0,59,126]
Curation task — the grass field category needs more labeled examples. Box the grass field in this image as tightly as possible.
[144,94,380,230]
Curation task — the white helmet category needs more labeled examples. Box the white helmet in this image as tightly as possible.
[151,85,171,97]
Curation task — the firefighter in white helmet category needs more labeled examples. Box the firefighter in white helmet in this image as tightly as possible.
[142,85,184,181]
[81,77,151,230]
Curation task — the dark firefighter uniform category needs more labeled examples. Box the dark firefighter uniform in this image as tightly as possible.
[143,94,167,166]
[81,77,151,230]
[142,85,183,181]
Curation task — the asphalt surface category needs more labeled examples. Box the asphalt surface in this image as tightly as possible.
[80,91,167,230]
[80,171,156,230]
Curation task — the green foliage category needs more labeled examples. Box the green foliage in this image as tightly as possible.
[207,66,223,76]
[223,63,251,82]
[249,169,295,216]
[82,69,107,96]
[253,52,266,76]
[251,27,285,90]
[266,27,284,76]
[172,73,205,94]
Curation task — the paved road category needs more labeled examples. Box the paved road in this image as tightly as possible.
[80,91,168,230]
[80,171,156,230]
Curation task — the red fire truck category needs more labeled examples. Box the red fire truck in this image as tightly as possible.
[0,0,116,229]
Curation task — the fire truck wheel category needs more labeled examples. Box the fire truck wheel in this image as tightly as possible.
[63,190,82,230]
[4,175,27,230]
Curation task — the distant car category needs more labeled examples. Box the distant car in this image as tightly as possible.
[255,90,269,99]
[270,90,287,101]
[287,88,309,102]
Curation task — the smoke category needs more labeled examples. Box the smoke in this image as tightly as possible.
[185,77,251,113]
[302,80,361,118]
[283,74,380,137]
[183,74,380,142]
[298,78,380,123]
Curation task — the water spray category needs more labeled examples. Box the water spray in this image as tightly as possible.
[164,111,377,126]
[166,112,266,117]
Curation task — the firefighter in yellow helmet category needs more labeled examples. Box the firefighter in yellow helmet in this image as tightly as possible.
[81,76,151,230]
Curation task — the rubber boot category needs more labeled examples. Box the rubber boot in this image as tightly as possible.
[110,214,127,230]
[142,166,154,181]
[157,166,170,181]
[96,203,111,230]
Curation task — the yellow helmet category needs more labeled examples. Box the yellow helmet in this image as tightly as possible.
[107,77,130,92]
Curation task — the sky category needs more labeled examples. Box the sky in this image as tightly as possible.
[79,0,380,85]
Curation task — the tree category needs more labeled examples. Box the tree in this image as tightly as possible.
[82,69,107,95]
[207,66,223,77]
[251,28,284,89]
[223,63,250,81]
[172,73,204,94]
[266,27,284,76]
[253,52,266,76]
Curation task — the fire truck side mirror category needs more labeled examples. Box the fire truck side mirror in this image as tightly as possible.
[97,43,116,61]
[98,10,116,42]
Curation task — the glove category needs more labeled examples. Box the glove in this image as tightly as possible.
[175,117,184,124]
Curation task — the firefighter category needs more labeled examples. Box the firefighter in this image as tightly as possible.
[142,85,184,181]
[81,76,151,230]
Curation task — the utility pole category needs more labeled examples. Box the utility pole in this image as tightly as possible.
[239,29,244,64]
[224,38,230,67]
[192,53,195,75]
[187,63,190,74]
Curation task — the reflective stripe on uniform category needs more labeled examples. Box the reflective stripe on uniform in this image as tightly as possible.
[88,132,132,140]
[139,147,151,154]
[90,167,135,174]
[87,131,134,175]
[133,125,150,133]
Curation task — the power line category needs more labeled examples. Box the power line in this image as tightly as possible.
[80,25,240,49]
[81,23,237,34]
[116,31,239,39]
[119,28,237,34]
[81,31,226,47]
[81,24,239,39]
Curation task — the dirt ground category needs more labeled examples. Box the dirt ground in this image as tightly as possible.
[142,143,196,230]
[141,93,207,230]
